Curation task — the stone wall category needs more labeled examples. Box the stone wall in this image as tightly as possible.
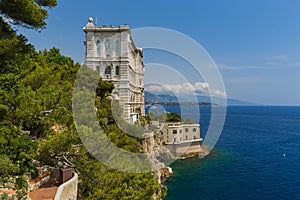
[166,141,203,157]
[28,171,51,192]
[83,18,145,123]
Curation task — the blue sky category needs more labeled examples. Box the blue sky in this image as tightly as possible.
[18,0,300,105]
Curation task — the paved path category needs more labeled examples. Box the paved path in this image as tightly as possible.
[28,187,58,200]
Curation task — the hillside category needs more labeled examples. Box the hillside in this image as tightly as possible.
[0,5,165,199]
[145,91,258,106]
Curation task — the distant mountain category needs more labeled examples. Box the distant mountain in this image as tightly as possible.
[226,98,258,106]
[145,91,258,106]
[195,95,258,106]
[145,91,179,103]
[145,91,214,106]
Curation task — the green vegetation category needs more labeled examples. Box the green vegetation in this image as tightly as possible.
[0,0,57,29]
[0,1,166,199]
[183,118,195,124]
[147,110,183,123]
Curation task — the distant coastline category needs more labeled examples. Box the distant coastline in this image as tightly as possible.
[145,101,217,106]
[144,91,258,107]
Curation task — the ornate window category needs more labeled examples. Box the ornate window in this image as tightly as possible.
[131,94,135,102]
[105,66,111,74]
[115,66,120,75]
[96,39,101,55]
[105,39,111,54]
[115,40,120,56]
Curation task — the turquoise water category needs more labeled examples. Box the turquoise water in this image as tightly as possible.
[162,106,300,200]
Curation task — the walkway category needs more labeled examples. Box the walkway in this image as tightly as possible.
[28,186,58,200]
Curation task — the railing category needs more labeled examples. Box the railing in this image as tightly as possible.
[54,172,78,200]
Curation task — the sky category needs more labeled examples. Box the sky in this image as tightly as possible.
[18,0,300,105]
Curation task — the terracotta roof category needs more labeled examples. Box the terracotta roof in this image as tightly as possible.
[29,171,51,184]
[0,188,16,195]
[28,187,58,200]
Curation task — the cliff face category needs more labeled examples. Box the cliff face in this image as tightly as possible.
[142,130,209,199]
[142,134,174,183]
[141,134,171,199]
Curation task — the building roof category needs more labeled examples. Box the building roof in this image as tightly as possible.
[83,17,130,33]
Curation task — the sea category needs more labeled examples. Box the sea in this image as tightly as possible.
[157,106,300,200]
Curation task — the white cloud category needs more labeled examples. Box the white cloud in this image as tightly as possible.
[270,54,289,62]
[218,64,270,70]
[145,82,227,98]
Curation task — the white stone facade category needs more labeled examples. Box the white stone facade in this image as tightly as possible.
[161,122,202,145]
[83,18,145,123]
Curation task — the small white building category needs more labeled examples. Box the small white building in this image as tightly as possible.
[161,122,202,144]
[83,18,145,123]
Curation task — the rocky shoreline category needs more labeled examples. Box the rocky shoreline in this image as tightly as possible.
[142,133,210,199]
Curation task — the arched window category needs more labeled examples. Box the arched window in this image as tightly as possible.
[115,40,120,56]
[96,66,100,73]
[105,39,111,54]
[115,66,120,75]
[131,94,135,102]
[96,39,101,55]
[105,66,111,74]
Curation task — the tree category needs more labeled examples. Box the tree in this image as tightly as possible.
[166,112,182,122]
[0,122,38,177]
[15,48,80,137]
[0,18,35,73]
[184,118,195,124]
[0,0,57,29]
[0,1,167,197]
[67,148,166,200]
[0,154,20,176]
